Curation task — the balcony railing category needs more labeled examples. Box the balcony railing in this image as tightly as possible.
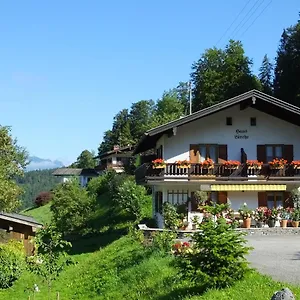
[135,163,300,183]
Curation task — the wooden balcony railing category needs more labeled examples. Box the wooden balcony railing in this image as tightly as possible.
[135,163,300,183]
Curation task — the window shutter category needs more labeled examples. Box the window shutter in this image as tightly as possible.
[258,192,267,207]
[257,145,266,163]
[189,144,200,163]
[218,145,228,162]
[284,192,293,208]
[218,191,227,204]
[284,145,294,162]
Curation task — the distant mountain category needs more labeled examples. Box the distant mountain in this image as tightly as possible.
[26,156,65,171]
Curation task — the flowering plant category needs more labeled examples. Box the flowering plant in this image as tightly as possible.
[200,158,214,168]
[268,158,287,169]
[176,160,191,168]
[291,160,300,169]
[246,160,263,168]
[264,207,279,220]
[222,160,241,168]
[152,158,166,168]
[238,203,253,220]
[172,241,193,256]
[253,207,267,221]
[279,207,291,220]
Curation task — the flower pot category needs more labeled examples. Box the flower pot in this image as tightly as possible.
[256,221,263,228]
[153,165,165,169]
[268,219,276,228]
[280,219,288,228]
[243,218,251,229]
[292,221,299,228]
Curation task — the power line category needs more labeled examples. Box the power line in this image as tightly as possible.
[238,0,272,39]
[215,0,252,47]
[231,0,268,39]
[227,0,263,42]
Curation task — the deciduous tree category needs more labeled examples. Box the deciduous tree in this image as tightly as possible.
[0,126,28,211]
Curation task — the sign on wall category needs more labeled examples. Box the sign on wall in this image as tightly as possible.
[234,129,249,139]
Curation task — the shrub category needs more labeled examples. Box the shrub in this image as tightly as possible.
[0,240,25,289]
[87,175,110,197]
[151,231,176,253]
[50,179,96,235]
[163,202,180,230]
[114,178,151,221]
[27,224,72,297]
[34,191,53,207]
[176,218,252,290]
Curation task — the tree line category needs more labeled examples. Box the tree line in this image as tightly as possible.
[97,16,300,155]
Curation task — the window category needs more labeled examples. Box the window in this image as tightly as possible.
[167,190,188,206]
[267,192,283,208]
[266,145,283,162]
[226,117,232,126]
[199,144,218,163]
[250,117,256,126]
[156,145,163,159]
[155,191,163,214]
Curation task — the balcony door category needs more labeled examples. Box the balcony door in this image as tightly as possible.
[257,144,293,163]
[190,144,227,164]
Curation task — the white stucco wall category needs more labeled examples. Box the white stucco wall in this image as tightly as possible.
[228,191,258,210]
[161,105,300,162]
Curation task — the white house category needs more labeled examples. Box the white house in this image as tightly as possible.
[95,145,133,174]
[134,90,300,228]
[52,168,99,187]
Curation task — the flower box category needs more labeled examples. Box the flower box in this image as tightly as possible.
[246,160,263,169]
[291,160,300,169]
[152,158,166,169]
[268,158,287,169]
[175,160,191,168]
[222,160,241,169]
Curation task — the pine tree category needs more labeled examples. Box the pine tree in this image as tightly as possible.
[258,54,273,95]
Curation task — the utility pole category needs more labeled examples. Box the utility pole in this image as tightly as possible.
[189,81,192,115]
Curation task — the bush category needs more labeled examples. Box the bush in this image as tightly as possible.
[34,191,53,207]
[177,218,252,290]
[163,202,180,230]
[0,240,25,288]
[87,175,110,197]
[50,179,96,235]
[151,231,177,253]
[114,178,151,221]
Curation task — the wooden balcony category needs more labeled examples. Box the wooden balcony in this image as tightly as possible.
[135,163,300,184]
[96,162,125,171]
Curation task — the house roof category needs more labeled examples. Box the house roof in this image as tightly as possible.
[95,145,134,159]
[133,89,300,154]
[52,168,98,177]
[0,212,43,228]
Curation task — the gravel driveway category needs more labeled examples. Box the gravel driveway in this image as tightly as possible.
[246,235,300,284]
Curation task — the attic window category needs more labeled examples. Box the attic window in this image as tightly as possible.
[226,117,232,126]
[250,117,256,126]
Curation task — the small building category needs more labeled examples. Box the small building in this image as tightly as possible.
[0,212,43,255]
[52,168,99,187]
[134,90,300,228]
[95,145,134,174]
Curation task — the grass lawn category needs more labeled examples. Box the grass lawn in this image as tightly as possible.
[1,193,298,299]
[22,203,52,224]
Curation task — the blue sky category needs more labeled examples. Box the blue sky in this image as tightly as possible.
[0,0,299,165]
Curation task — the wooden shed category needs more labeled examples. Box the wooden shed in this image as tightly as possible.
[0,212,43,255]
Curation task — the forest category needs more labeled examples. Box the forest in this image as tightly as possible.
[16,169,60,210]
[98,16,300,155]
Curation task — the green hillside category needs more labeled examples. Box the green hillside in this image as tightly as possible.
[22,203,52,224]
[1,192,300,299]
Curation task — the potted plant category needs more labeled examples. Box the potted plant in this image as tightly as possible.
[191,216,200,230]
[152,158,166,169]
[200,158,214,169]
[222,160,241,169]
[238,203,253,228]
[176,203,189,230]
[176,160,191,169]
[268,158,287,169]
[279,208,290,228]
[264,207,279,227]
[291,209,300,227]
[254,207,266,228]
[193,190,208,212]
[246,160,263,169]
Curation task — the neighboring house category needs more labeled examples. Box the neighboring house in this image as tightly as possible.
[0,212,43,255]
[95,145,133,174]
[52,168,99,187]
[134,90,300,228]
